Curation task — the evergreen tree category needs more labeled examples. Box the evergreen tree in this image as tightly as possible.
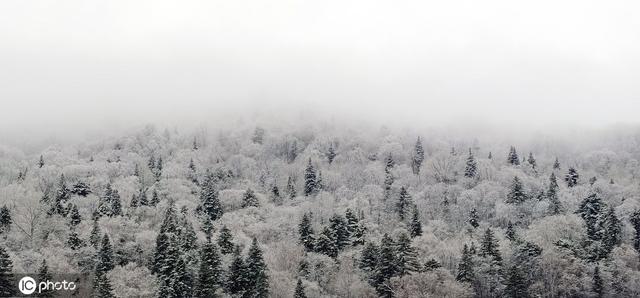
[242,188,260,208]
[217,225,235,254]
[137,186,148,207]
[111,189,122,216]
[162,255,193,298]
[188,158,199,185]
[154,156,163,182]
[327,143,337,165]
[199,174,223,221]
[603,207,622,254]
[178,210,198,252]
[505,221,517,242]
[412,137,425,175]
[68,204,82,227]
[383,154,395,201]
[196,241,222,298]
[395,233,421,275]
[315,227,338,258]
[469,208,480,229]
[423,258,442,271]
[456,244,474,283]
[345,208,359,242]
[298,213,315,252]
[504,265,528,298]
[527,152,537,170]
[372,234,397,298]
[507,146,520,165]
[245,238,270,298]
[409,206,423,238]
[286,176,297,199]
[71,181,92,197]
[506,176,527,204]
[271,182,281,202]
[0,206,11,234]
[480,228,502,265]
[630,210,640,254]
[553,157,561,170]
[294,279,307,298]
[547,173,562,214]
[359,242,379,271]
[49,174,70,216]
[38,260,54,298]
[464,148,478,178]
[0,246,13,297]
[576,192,613,260]
[93,269,115,298]
[193,136,199,150]
[329,214,350,251]
[397,186,411,221]
[304,159,317,196]
[226,246,247,295]
[298,258,310,278]
[593,265,604,298]
[565,167,579,187]
[90,219,101,249]
[68,229,83,250]
[39,155,45,168]
[97,235,115,274]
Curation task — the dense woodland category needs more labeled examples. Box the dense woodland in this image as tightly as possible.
[1,122,640,297]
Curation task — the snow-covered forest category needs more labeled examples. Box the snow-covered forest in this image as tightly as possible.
[1,121,640,298]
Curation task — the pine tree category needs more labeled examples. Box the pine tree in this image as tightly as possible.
[456,244,474,283]
[155,156,163,182]
[49,174,70,216]
[506,176,527,204]
[0,206,11,234]
[304,159,317,196]
[410,206,423,238]
[199,174,224,221]
[97,235,115,274]
[565,167,579,187]
[359,242,379,271]
[327,143,337,165]
[547,173,562,214]
[553,157,561,170]
[294,278,307,298]
[111,188,122,216]
[67,204,81,227]
[464,148,478,178]
[71,181,92,197]
[395,233,421,275]
[0,246,13,297]
[38,155,45,168]
[178,210,198,252]
[507,146,520,165]
[315,227,338,258]
[286,176,297,199]
[137,186,148,207]
[150,189,160,206]
[630,210,640,254]
[412,137,425,175]
[298,258,310,278]
[505,221,517,242]
[527,152,537,170]
[245,238,269,298]
[68,229,83,250]
[480,228,502,265]
[196,241,222,298]
[271,182,281,202]
[469,208,480,229]
[242,188,260,208]
[226,246,247,295]
[38,260,54,298]
[423,258,442,271]
[345,208,359,242]
[577,193,607,255]
[163,255,193,298]
[602,207,622,254]
[89,219,101,249]
[504,265,528,298]
[383,155,395,201]
[372,234,398,298]
[298,213,315,252]
[217,225,234,254]
[93,269,115,298]
[397,186,411,221]
[593,265,604,298]
[188,158,198,185]
[329,214,350,251]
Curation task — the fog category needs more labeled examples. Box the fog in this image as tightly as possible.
[1,0,639,142]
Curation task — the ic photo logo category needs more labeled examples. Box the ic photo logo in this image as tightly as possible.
[18,276,77,295]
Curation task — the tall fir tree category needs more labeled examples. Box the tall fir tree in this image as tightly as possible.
[504,265,528,298]
[464,148,478,178]
[242,188,259,208]
[38,155,45,168]
[372,234,398,298]
[217,225,235,254]
[553,157,561,170]
[196,241,222,298]
[298,213,315,252]
[0,206,11,235]
[603,207,622,255]
[395,233,421,275]
[397,186,411,221]
[294,278,307,298]
[68,229,83,250]
[412,137,425,175]
[506,176,527,204]
[188,158,199,185]
[304,159,317,196]
[593,265,604,298]
[547,173,562,214]
[630,210,640,254]
[565,167,579,187]
[150,189,160,206]
[456,244,474,283]
[286,176,297,199]
[527,152,537,170]
[315,227,338,258]
[38,260,54,298]
[327,143,337,165]
[480,228,502,265]
[93,269,115,298]
[329,214,350,251]
[469,208,480,229]
[89,219,101,249]
[410,206,423,238]
[198,173,224,221]
[507,146,520,165]
[359,242,379,271]
[245,238,270,298]
[68,204,82,227]
[226,246,247,295]
[505,221,517,242]
[97,235,115,274]
[0,246,13,297]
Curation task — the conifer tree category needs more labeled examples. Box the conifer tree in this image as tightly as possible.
[97,235,115,273]
[469,208,480,229]
[148,188,159,206]
[410,206,423,238]
[505,221,517,242]
[412,137,425,175]
[38,260,54,298]
[111,189,122,216]
[298,213,315,252]
[188,158,199,185]
[271,182,280,202]
[315,227,338,258]
[178,210,198,252]
[298,258,310,278]
[456,244,474,283]
[199,174,223,221]
[327,143,337,165]
[39,155,45,168]
[488,152,492,159]
[423,258,442,271]
[547,173,562,214]
[286,176,297,199]
[242,188,260,208]
[90,219,101,249]
[603,207,622,254]
[49,174,70,216]
[245,238,269,298]
[565,167,579,187]
[93,269,115,298]
[593,265,604,298]
[193,136,199,150]
[395,233,421,275]
[68,229,83,250]
[226,246,247,295]
[527,152,537,170]
[294,278,307,298]
[304,159,317,196]
[137,186,148,207]
[506,176,527,204]
[577,192,609,260]
[480,228,502,265]
[507,146,520,165]
[68,204,81,227]
[397,186,411,221]
[464,148,478,178]
[504,265,528,298]
[372,234,398,298]
[71,181,92,197]
[0,206,11,235]
[0,246,13,297]
[217,225,235,254]
[329,214,350,251]
[359,242,379,271]
[345,208,359,241]
[553,157,561,170]
[196,241,222,298]
[630,210,640,254]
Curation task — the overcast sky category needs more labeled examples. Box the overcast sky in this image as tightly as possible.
[1,0,639,139]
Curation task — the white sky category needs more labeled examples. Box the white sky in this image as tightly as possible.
[1,0,639,138]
